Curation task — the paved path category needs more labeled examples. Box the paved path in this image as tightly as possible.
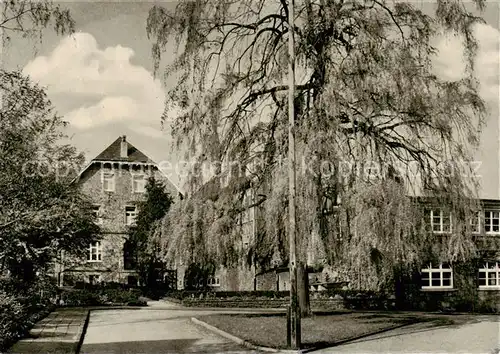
[316,316,500,353]
[7,308,88,354]
[80,303,263,353]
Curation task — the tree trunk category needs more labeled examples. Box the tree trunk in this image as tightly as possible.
[297,262,311,317]
[394,265,405,310]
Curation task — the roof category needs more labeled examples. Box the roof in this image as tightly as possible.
[94,136,153,163]
[70,136,183,196]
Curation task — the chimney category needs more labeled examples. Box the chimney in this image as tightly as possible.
[120,135,127,158]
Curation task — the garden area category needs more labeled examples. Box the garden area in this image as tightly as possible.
[197,311,482,350]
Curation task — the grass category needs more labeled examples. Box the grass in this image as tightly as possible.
[198,311,481,350]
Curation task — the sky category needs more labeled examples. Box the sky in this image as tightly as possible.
[2,0,500,196]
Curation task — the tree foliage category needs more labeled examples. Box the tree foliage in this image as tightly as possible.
[1,0,74,43]
[0,1,97,282]
[0,71,100,281]
[129,177,173,287]
[148,0,488,290]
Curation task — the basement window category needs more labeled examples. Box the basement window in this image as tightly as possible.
[207,277,220,287]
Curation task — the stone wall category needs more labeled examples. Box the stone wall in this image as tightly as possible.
[255,272,277,291]
[61,161,178,285]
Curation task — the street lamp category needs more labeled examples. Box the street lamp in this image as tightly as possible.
[287,0,301,349]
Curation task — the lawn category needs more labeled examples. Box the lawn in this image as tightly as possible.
[198,311,479,350]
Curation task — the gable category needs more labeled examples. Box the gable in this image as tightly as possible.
[94,136,153,163]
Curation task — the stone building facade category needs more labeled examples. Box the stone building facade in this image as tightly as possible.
[56,136,181,287]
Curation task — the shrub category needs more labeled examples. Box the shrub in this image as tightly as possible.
[60,289,101,306]
[0,290,25,349]
[59,284,145,307]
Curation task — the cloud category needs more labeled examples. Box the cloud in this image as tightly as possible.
[23,32,165,135]
[433,23,499,105]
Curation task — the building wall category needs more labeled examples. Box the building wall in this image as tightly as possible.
[61,161,178,285]
[255,271,277,291]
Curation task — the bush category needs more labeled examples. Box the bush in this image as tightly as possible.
[61,289,101,306]
[59,284,146,307]
[0,290,25,349]
[165,290,290,301]
[0,286,54,352]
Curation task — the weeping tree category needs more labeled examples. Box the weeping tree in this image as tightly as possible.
[147,0,488,299]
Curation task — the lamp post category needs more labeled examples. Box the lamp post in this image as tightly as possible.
[287,0,301,349]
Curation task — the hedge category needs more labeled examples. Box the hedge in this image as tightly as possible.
[59,286,147,307]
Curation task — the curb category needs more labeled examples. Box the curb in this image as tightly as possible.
[191,317,298,353]
[75,310,90,354]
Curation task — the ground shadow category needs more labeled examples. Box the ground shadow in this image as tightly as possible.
[7,341,77,354]
[300,320,421,353]
[80,338,247,353]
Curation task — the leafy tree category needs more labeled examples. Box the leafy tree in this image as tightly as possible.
[128,177,174,288]
[0,0,97,283]
[147,0,487,296]
[0,71,100,282]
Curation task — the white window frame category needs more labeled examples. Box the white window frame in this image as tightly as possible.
[478,262,500,290]
[484,210,500,235]
[421,263,453,290]
[102,171,115,192]
[240,190,254,246]
[470,211,481,234]
[91,205,103,225]
[132,174,146,193]
[87,242,102,262]
[207,276,220,287]
[429,210,452,234]
[125,206,137,226]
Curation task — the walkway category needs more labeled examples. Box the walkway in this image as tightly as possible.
[316,315,500,353]
[79,303,261,353]
[7,308,88,354]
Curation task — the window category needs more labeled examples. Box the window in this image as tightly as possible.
[470,211,481,234]
[87,242,102,262]
[102,172,115,192]
[127,276,138,287]
[429,210,452,234]
[484,211,500,234]
[240,190,254,246]
[123,240,137,270]
[207,277,220,287]
[478,262,500,289]
[88,274,101,285]
[91,205,103,225]
[132,174,146,193]
[125,206,137,226]
[421,263,453,290]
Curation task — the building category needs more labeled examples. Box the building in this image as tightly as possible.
[55,135,182,287]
